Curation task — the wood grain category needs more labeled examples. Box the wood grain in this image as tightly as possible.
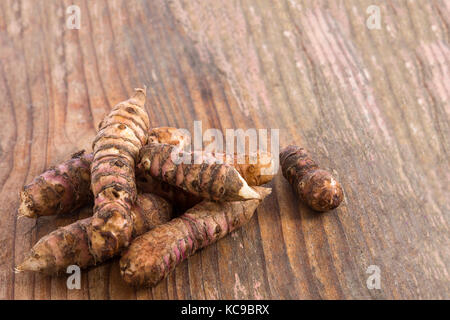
[0,0,448,299]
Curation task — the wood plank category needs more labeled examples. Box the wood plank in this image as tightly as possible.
[0,0,448,299]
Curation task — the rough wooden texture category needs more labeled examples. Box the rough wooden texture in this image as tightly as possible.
[0,0,448,299]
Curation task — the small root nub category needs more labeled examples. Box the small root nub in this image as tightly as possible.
[14,266,23,274]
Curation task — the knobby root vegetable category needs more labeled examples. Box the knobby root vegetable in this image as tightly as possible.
[18,151,93,218]
[136,150,274,211]
[18,127,190,219]
[280,145,343,212]
[89,88,150,261]
[140,127,199,211]
[120,186,271,287]
[148,127,190,150]
[139,143,261,201]
[147,149,275,186]
[16,194,172,274]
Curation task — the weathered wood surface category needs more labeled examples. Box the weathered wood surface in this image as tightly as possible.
[0,0,448,300]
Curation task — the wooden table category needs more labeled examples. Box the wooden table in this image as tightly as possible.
[0,0,448,300]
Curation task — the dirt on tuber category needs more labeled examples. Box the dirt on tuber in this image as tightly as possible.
[120,186,271,287]
[16,193,172,275]
[280,145,343,212]
[139,143,261,201]
[88,88,150,261]
[148,127,190,150]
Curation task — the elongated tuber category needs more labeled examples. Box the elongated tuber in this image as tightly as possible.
[120,186,271,287]
[135,150,274,211]
[136,150,274,210]
[139,143,261,201]
[18,151,93,218]
[88,88,150,261]
[280,145,343,212]
[17,193,172,274]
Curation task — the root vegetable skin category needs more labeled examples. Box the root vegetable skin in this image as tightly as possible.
[89,88,150,261]
[139,143,260,201]
[210,152,275,186]
[17,194,172,275]
[136,150,274,211]
[136,174,202,212]
[18,151,93,218]
[280,145,343,212]
[148,127,190,150]
[18,127,191,219]
[17,128,271,219]
[120,186,271,287]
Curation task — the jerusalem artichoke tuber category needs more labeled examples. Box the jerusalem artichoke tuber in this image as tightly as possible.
[139,143,261,201]
[120,186,271,287]
[16,193,172,274]
[135,150,274,211]
[18,127,190,219]
[88,88,150,261]
[18,151,93,218]
[280,145,343,212]
[136,150,274,210]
